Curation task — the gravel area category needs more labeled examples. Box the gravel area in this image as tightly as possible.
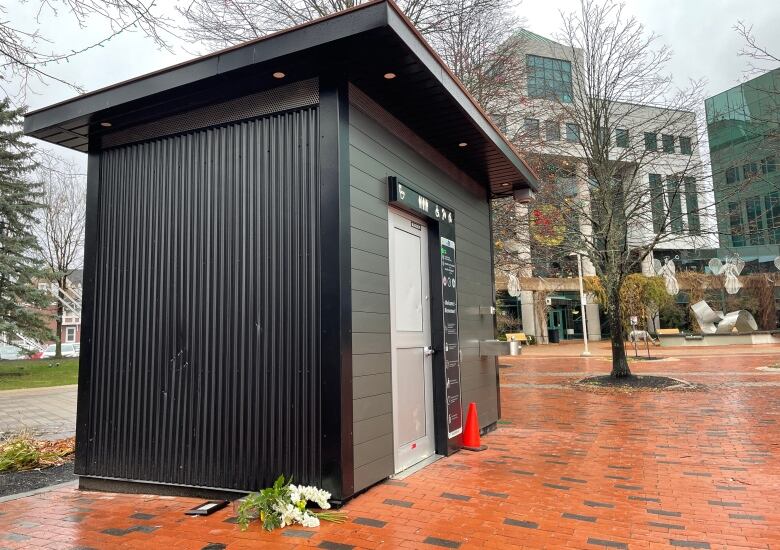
[0,459,76,497]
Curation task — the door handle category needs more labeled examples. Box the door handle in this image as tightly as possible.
[423,346,435,356]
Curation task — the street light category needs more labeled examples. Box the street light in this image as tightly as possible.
[572,252,591,357]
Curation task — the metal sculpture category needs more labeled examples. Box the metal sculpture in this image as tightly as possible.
[690,300,724,334]
[653,257,679,296]
[709,254,745,294]
[690,300,757,334]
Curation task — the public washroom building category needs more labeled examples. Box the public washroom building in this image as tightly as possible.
[23,0,538,501]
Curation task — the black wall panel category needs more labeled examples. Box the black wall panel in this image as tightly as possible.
[78,107,320,491]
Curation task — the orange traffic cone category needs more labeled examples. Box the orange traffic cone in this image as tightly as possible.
[462,402,487,451]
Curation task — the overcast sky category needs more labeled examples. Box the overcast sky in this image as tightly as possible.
[9,0,780,164]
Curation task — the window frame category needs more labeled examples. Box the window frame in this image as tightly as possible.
[662,134,675,153]
[566,123,580,143]
[644,132,658,152]
[524,118,540,139]
[526,54,573,103]
[679,136,692,155]
[615,128,629,148]
[545,120,561,141]
[649,173,665,233]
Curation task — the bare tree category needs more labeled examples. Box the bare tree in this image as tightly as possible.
[734,21,779,73]
[494,0,723,377]
[1,0,174,100]
[178,0,508,48]
[34,155,86,358]
[176,0,531,117]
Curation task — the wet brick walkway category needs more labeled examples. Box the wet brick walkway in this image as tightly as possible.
[0,347,778,549]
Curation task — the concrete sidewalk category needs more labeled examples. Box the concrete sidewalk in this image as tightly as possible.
[0,385,77,440]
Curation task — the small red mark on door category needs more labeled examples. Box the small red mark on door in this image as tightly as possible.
[411,443,417,449]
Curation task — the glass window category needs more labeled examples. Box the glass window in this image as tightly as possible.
[683,177,700,235]
[491,113,507,134]
[679,136,692,155]
[616,128,629,148]
[649,174,665,233]
[544,120,560,141]
[644,132,657,151]
[662,134,675,153]
[745,196,765,245]
[729,201,746,247]
[524,118,540,139]
[526,54,573,103]
[566,123,580,142]
[666,176,683,233]
[726,166,738,184]
[764,192,780,244]
[65,327,77,343]
[743,162,758,179]
[761,155,777,174]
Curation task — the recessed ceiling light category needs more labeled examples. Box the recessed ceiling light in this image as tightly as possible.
[458,142,468,147]
[273,71,286,79]
[384,72,397,80]
[100,122,112,128]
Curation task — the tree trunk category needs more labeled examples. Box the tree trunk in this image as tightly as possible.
[605,280,631,378]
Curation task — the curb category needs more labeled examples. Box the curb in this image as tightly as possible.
[0,480,78,504]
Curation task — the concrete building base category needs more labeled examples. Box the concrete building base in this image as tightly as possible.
[658,332,780,347]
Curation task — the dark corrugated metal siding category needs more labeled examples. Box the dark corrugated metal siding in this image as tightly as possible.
[79,107,320,491]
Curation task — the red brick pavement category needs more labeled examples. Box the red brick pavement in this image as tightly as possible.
[1,348,778,549]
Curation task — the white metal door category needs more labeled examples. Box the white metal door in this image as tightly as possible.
[388,208,435,473]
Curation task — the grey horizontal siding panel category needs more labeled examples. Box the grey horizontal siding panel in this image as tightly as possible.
[352,333,391,355]
[354,433,394,468]
[349,100,497,447]
[352,353,391,377]
[348,128,490,231]
[352,290,390,314]
[83,107,321,491]
[350,189,388,220]
[352,312,391,334]
[353,393,392,422]
[354,454,394,492]
[353,373,392,399]
[351,228,388,257]
[351,269,389,294]
[353,413,393,445]
[350,164,389,201]
[350,206,388,238]
[351,248,389,275]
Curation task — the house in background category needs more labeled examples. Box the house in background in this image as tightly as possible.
[36,269,83,345]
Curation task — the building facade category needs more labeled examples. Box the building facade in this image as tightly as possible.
[494,30,711,342]
[706,68,780,262]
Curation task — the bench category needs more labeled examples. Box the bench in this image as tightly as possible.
[505,332,529,344]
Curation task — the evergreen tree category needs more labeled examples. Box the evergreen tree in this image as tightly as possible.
[0,99,52,345]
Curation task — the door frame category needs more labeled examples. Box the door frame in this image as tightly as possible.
[386,176,463,459]
[388,207,436,473]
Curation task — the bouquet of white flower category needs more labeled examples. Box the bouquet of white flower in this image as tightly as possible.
[237,475,347,531]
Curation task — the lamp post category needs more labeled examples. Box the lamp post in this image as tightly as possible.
[575,252,591,357]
